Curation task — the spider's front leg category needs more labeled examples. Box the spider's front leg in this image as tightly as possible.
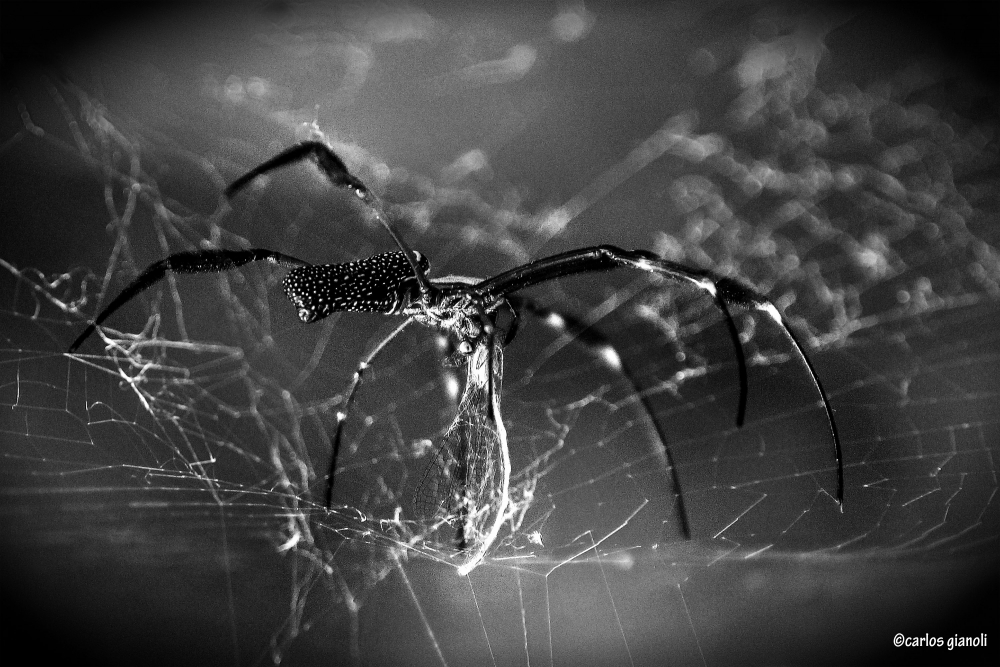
[474,244,844,507]
[507,294,690,537]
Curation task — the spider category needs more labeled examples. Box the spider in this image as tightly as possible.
[69,141,841,573]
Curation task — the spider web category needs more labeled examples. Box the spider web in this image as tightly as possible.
[1,2,998,666]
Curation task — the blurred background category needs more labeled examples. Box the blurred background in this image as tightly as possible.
[1,1,997,665]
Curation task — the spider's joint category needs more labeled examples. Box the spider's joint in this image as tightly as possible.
[598,345,623,371]
[631,257,658,272]
[759,301,783,325]
[699,277,718,297]
[545,312,566,329]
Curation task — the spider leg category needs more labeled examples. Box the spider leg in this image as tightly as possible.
[478,245,843,507]
[712,277,843,507]
[68,249,308,353]
[326,318,415,508]
[508,295,690,539]
[226,141,433,298]
[224,141,365,199]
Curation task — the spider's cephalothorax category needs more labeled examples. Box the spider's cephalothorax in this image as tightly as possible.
[70,140,844,564]
[406,279,515,360]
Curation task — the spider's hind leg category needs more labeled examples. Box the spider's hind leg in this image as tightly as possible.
[68,249,308,353]
[325,319,415,508]
[507,295,691,539]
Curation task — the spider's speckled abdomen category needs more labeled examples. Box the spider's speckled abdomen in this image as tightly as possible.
[283,251,429,322]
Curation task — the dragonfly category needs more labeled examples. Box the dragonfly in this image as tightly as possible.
[413,306,513,574]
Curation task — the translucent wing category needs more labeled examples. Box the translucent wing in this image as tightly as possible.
[415,333,510,575]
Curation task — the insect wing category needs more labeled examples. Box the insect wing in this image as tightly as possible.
[415,335,510,574]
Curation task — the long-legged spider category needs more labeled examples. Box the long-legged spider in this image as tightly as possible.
[69,140,841,574]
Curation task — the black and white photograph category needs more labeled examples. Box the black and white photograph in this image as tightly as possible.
[1,1,997,665]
